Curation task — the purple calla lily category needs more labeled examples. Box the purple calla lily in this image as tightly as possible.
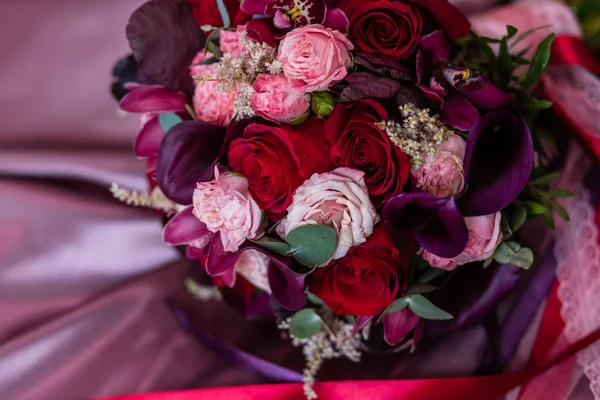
[383,308,420,346]
[163,205,213,248]
[241,0,348,38]
[457,111,534,217]
[383,192,469,259]
[416,31,512,131]
[156,121,226,205]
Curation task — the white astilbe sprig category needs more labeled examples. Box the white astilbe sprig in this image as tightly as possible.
[377,103,455,168]
[278,317,362,399]
[193,30,282,120]
[110,183,177,213]
[185,278,223,302]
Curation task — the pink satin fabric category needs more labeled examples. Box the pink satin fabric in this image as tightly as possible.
[0,1,591,400]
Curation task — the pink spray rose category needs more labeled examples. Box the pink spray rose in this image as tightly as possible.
[277,24,354,92]
[190,51,236,127]
[278,167,379,264]
[412,133,467,198]
[192,167,264,252]
[423,212,503,270]
[220,25,247,57]
[251,74,311,123]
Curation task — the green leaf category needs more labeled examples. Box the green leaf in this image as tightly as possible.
[408,295,453,321]
[551,202,570,222]
[521,33,555,88]
[286,225,337,266]
[543,208,556,231]
[216,0,231,28]
[289,309,323,339]
[510,207,528,232]
[158,113,183,133]
[500,213,513,239]
[530,172,560,185]
[544,189,574,198]
[251,237,291,256]
[510,246,534,269]
[289,111,310,125]
[307,291,325,307]
[520,98,553,114]
[381,297,411,318]
[482,257,494,268]
[417,267,446,284]
[511,55,531,65]
[524,202,547,215]
[406,284,438,296]
[493,242,534,269]
[498,38,514,86]
[507,25,518,38]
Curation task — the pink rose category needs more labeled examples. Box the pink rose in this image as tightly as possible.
[277,24,354,92]
[220,25,246,58]
[278,167,379,263]
[190,51,236,127]
[235,250,271,293]
[411,133,466,198]
[192,167,264,252]
[251,74,310,123]
[423,212,502,269]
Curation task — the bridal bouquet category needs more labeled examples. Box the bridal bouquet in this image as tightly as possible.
[112,0,572,396]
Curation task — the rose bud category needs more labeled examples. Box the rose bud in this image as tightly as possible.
[311,91,336,118]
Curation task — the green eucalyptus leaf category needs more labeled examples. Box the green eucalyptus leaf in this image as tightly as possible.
[510,247,534,269]
[158,113,183,133]
[381,297,411,318]
[408,295,453,321]
[524,202,547,215]
[482,257,494,269]
[307,291,325,307]
[251,237,291,256]
[286,225,337,266]
[530,172,560,185]
[521,33,555,88]
[511,207,528,232]
[500,213,513,239]
[493,242,514,264]
[290,309,323,339]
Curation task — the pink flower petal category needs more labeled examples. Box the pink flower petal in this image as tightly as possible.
[134,116,164,158]
[163,206,212,247]
[120,85,188,113]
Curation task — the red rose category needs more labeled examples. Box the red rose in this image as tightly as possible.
[228,118,333,217]
[309,226,412,316]
[325,99,410,207]
[344,0,470,60]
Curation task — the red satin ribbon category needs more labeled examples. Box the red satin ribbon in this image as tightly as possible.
[552,35,600,76]
[99,320,600,400]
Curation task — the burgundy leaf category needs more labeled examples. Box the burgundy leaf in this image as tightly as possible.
[126,0,204,92]
[383,192,468,259]
[457,111,534,216]
[353,53,413,80]
[339,72,403,102]
[157,121,226,205]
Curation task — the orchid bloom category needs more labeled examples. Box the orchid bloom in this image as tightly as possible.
[241,0,349,32]
[416,31,512,131]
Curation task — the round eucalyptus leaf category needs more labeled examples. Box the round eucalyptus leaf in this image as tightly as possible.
[286,225,337,267]
[408,295,453,321]
[290,309,323,339]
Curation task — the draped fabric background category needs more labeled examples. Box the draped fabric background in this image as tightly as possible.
[0,1,593,400]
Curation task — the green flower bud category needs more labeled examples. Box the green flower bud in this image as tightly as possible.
[311,91,335,119]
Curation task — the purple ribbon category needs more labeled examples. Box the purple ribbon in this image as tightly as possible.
[166,298,305,383]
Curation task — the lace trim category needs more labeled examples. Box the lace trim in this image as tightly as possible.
[554,143,600,399]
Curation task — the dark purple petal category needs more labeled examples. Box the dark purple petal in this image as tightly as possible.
[440,90,480,131]
[457,111,534,216]
[420,31,451,64]
[119,85,188,113]
[383,192,468,259]
[126,0,203,92]
[324,8,350,31]
[134,116,163,158]
[156,121,226,205]
[206,233,239,278]
[353,53,413,81]
[163,206,213,247]
[462,82,513,110]
[240,242,308,311]
[246,18,277,47]
[425,264,520,338]
[240,0,271,15]
[383,308,420,346]
[339,72,402,102]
